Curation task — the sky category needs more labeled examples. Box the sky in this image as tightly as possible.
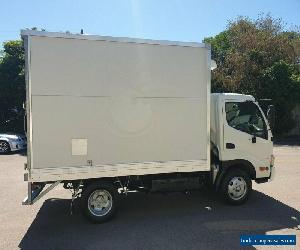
[0,0,299,47]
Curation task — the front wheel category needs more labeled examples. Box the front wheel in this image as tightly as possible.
[0,141,11,154]
[81,181,119,223]
[219,169,252,205]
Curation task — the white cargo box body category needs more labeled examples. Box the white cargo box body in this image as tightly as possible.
[22,31,211,182]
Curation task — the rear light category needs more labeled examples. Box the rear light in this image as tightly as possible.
[259,167,269,171]
[270,154,275,167]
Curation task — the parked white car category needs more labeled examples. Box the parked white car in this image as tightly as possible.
[0,133,27,153]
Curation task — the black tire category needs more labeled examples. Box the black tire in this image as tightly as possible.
[0,141,11,154]
[81,181,119,223]
[219,169,252,205]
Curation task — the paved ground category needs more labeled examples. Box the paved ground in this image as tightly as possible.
[0,146,299,250]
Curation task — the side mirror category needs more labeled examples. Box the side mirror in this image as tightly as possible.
[267,105,275,130]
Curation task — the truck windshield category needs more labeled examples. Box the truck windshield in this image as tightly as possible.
[225,101,267,140]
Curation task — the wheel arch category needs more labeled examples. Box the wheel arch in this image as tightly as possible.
[82,177,120,190]
[215,159,256,190]
[0,138,10,144]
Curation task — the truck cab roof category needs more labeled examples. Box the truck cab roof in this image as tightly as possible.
[211,93,256,102]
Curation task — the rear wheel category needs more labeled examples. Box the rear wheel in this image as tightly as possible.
[220,169,252,205]
[0,141,10,153]
[81,181,119,223]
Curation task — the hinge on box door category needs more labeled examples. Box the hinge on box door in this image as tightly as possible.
[24,163,27,170]
[87,160,93,166]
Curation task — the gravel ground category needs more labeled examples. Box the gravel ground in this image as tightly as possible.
[0,146,299,250]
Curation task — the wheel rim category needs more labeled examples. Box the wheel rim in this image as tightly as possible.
[88,189,113,217]
[0,142,9,152]
[227,176,247,201]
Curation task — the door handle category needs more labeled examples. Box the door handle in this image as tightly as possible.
[252,136,256,143]
[226,143,235,149]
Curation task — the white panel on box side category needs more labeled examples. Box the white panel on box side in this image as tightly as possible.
[25,32,210,181]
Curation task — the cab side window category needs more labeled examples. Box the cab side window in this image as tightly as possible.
[225,102,267,139]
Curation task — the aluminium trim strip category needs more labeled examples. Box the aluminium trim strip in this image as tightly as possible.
[206,47,212,171]
[20,30,208,48]
[29,160,210,182]
[24,35,32,173]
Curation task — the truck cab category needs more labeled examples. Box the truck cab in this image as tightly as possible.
[211,93,275,193]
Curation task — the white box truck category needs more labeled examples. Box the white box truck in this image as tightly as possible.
[21,30,275,223]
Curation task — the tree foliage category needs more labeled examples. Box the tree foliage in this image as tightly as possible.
[0,40,25,132]
[0,18,299,135]
[204,14,300,135]
[0,40,24,109]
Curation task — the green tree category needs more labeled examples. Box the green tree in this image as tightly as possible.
[0,40,24,109]
[204,14,300,135]
[260,61,300,134]
[0,40,25,132]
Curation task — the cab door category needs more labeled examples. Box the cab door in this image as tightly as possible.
[222,100,273,178]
